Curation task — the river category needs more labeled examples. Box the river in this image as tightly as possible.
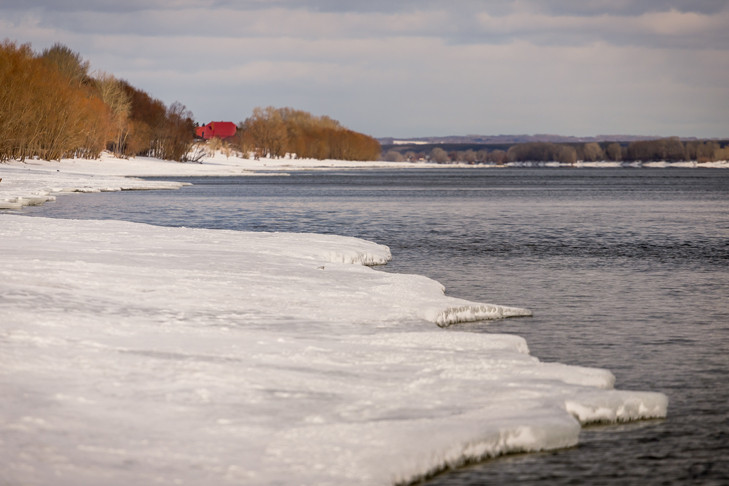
[23,167,729,485]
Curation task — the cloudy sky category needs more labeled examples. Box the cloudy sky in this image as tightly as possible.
[2,1,728,138]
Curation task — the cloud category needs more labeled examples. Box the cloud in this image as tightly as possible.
[0,1,687,17]
[1,0,728,137]
[468,7,729,50]
[522,0,729,16]
[9,1,726,51]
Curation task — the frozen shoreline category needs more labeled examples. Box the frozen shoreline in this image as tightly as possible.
[0,152,436,209]
[1,153,668,485]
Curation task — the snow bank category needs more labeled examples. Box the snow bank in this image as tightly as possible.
[1,213,667,486]
[0,159,187,209]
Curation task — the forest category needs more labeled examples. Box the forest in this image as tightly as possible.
[0,40,380,163]
[0,40,195,162]
[237,106,381,161]
[384,138,729,164]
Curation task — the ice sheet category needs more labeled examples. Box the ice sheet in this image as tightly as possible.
[0,155,668,485]
[1,214,667,485]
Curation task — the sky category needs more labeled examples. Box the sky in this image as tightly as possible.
[2,0,728,138]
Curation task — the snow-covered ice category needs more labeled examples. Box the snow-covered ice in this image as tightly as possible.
[0,155,668,485]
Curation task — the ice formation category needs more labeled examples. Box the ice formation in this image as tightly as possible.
[0,156,668,485]
[1,214,667,485]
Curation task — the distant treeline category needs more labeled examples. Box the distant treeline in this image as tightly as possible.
[0,40,195,162]
[236,107,381,161]
[384,138,729,164]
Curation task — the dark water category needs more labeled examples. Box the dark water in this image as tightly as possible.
[22,168,729,485]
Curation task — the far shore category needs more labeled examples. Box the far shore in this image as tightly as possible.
[1,150,727,210]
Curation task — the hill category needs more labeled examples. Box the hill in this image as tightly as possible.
[378,134,709,146]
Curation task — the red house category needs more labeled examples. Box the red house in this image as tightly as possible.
[195,121,237,140]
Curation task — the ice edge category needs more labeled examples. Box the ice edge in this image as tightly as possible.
[430,303,533,327]
[394,418,581,486]
[395,391,668,486]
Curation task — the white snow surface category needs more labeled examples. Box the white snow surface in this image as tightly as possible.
[0,155,668,485]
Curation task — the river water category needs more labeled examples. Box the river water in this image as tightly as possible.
[23,167,729,485]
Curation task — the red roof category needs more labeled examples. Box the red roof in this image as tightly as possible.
[196,121,237,140]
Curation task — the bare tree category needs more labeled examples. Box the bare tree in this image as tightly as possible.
[40,43,90,87]
[161,101,195,161]
[582,142,604,161]
[384,150,405,162]
[462,149,477,164]
[430,147,449,163]
[605,143,622,161]
[96,73,131,156]
[484,150,506,164]
[627,137,686,162]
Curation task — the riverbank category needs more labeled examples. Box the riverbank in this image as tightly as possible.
[0,151,428,209]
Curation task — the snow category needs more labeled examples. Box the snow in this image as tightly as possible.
[392,140,431,145]
[0,154,669,485]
